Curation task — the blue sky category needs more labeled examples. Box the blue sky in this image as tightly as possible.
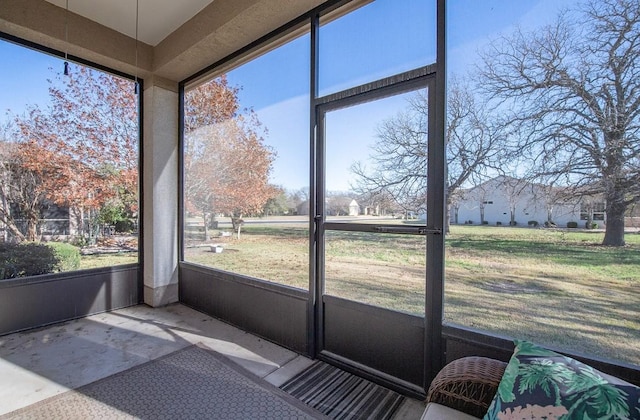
[222,0,577,191]
[1,0,578,191]
[223,0,435,192]
[0,42,60,121]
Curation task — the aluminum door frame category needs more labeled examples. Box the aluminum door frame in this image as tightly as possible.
[312,65,441,392]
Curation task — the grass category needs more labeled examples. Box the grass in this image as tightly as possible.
[187,231,310,288]
[444,226,640,365]
[79,253,138,270]
[74,235,139,270]
[183,222,639,366]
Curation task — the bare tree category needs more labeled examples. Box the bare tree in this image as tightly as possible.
[528,177,571,226]
[448,188,467,225]
[446,78,504,213]
[469,181,491,225]
[351,89,428,216]
[478,0,640,246]
[352,80,503,228]
[499,176,529,226]
[356,188,401,216]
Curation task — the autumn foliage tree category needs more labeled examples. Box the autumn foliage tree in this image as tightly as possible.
[184,76,278,240]
[1,64,138,242]
[0,140,72,241]
[0,140,51,241]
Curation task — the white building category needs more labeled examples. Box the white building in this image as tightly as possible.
[450,176,605,227]
[348,199,360,216]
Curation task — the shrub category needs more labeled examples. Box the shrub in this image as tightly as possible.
[71,235,89,247]
[586,222,599,229]
[509,221,518,226]
[114,219,135,233]
[0,242,59,279]
[496,221,502,226]
[47,242,81,272]
[567,221,578,228]
[544,221,557,228]
[482,221,489,225]
[528,220,539,227]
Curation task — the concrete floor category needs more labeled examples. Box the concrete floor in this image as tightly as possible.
[0,303,425,418]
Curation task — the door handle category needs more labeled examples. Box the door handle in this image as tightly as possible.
[373,226,442,235]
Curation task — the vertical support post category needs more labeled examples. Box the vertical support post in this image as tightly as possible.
[142,79,180,306]
[425,0,447,388]
[307,13,320,358]
[178,83,185,264]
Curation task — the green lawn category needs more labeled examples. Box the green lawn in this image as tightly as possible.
[79,253,138,270]
[184,223,640,366]
[444,226,639,365]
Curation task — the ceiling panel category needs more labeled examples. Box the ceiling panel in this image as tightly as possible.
[44,0,215,46]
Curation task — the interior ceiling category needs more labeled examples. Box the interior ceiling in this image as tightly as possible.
[44,0,216,46]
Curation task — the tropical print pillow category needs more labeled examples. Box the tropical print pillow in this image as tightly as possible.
[483,340,640,420]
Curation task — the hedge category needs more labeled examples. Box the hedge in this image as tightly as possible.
[47,242,81,272]
[0,242,58,279]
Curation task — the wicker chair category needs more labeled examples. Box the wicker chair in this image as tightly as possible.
[426,356,507,418]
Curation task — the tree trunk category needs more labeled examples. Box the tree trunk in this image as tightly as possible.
[231,215,244,240]
[445,201,451,234]
[87,208,98,245]
[602,190,626,246]
[202,211,210,242]
[585,211,594,230]
[24,210,39,242]
[1,218,26,242]
[26,221,38,241]
[1,194,26,242]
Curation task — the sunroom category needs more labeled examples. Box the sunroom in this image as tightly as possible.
[0,0,638,417]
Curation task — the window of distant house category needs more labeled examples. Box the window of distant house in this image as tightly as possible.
[0,38,139,279]
[182,29,311,289]
[580,202,606,221]
[445,0,639,368]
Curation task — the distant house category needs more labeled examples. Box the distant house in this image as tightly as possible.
[450,176,606,227]
[626,204,640,228]
[348,199,360,216]
[1,200,77,242]
[295,198,362,217]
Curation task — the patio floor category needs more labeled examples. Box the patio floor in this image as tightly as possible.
[0,303,425,418]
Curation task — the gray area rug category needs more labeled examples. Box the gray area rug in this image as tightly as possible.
[281,361,405,420]
[1,344,328,419]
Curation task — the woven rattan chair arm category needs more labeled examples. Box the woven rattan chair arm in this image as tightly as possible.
[426,356,507,418]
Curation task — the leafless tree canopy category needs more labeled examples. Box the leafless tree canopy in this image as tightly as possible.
[479,0,640,245]
[351,89,429,214]
[351,80,503,220]
[446,78,505,194]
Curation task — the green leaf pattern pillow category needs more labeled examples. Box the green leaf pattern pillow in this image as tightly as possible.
[483,340,640,420]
